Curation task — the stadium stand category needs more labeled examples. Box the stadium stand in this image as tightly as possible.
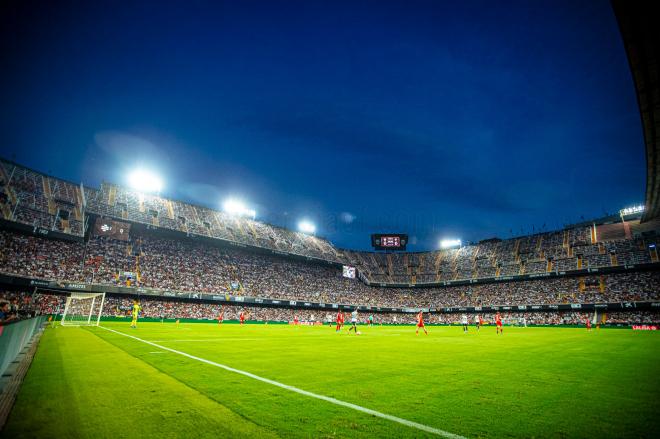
[2,289,659,326]
[2,159,658,287]
[0,158,658,320]
[1,228,659,311]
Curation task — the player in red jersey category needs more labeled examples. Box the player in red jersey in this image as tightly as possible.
[416,311,428,335]
[586,317,592,332]
[293,315,299,325]
[495,312,503,334]
[336,311,344,332]
[217,306,225,325]
[239,310,248,326]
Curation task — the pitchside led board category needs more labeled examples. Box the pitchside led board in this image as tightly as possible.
[371,234,408,251]
[94,217,131,241]
[342,266,356,279]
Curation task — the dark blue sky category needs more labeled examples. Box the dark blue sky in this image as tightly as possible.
[0,0,645,250]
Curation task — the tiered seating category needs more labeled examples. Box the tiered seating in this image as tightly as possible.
[617,249,652,265]
[495,239,520,276]
[597,222,627,241]
[49,178,78,205]
[0,160,86,236]
[475,256,496,278]
[523,260,546,274]
[1,159,657,278]
[2,229,660,311]
[85,181,344,261]
[349,223,656,284]
[567,226,592,246]
[584,253,611,268]
[553,257,577,272]
[603,238,653,266]
[449,247,471,280]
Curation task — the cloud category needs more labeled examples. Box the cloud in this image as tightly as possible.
[339,212,356,224]
[177,182,222,206]
[94,131,163,162]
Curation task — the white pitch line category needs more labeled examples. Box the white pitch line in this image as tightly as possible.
[98,326,465,439]
[149,338,262,343]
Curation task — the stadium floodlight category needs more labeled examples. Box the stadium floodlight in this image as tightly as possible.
[223,198,256,219]
[440,239,461,249]
[128,169,163,193]
[298,220,316,235]
[619,205,645,216]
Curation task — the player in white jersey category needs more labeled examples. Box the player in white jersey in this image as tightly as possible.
[461,314,469,333]
[348,308,359,333]
[474,314,481,331]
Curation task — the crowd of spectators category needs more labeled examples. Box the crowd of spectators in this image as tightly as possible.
[4,290,658,326]
[2,160,657,287]
[1,230,659,312]
[0,290,62,323]
[0,160,84,236]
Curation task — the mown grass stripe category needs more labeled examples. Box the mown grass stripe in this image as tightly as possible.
[99,326,466,439]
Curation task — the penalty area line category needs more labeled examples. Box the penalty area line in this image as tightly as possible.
[98,326,465,439]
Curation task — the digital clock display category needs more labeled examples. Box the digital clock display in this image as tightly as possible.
[371,234,408,251]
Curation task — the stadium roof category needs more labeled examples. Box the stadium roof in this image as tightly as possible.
[613,0,660,222]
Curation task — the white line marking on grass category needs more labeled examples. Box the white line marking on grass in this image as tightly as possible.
[149,338,263,343]
[149,351,166,354]
[98,326,465,439]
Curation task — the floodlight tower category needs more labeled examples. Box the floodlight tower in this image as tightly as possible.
[127,169,163,194]
[298,220,316,235]
[223,198,256,219]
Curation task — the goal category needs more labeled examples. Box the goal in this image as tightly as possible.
[61,292,105,326]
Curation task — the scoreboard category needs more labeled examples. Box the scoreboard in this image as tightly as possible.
[371,234,408,251]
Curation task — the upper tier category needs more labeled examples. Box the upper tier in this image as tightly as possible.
[1,158,658,286]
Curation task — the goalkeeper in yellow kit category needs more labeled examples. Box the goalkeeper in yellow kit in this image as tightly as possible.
[130,300,141,328]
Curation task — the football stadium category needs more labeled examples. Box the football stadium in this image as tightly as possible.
[1,1,659,438]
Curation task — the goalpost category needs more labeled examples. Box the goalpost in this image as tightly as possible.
[61,292,106,326]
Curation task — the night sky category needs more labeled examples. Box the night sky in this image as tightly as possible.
[0,0,645,250]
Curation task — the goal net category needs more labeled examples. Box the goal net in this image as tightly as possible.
[61,292,105,326]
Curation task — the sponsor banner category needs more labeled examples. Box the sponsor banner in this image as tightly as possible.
[632,325,658,331]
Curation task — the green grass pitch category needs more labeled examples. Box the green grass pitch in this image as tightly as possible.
[4,322,660,438]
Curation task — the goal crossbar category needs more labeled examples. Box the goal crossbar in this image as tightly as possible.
[61,292,105,326]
